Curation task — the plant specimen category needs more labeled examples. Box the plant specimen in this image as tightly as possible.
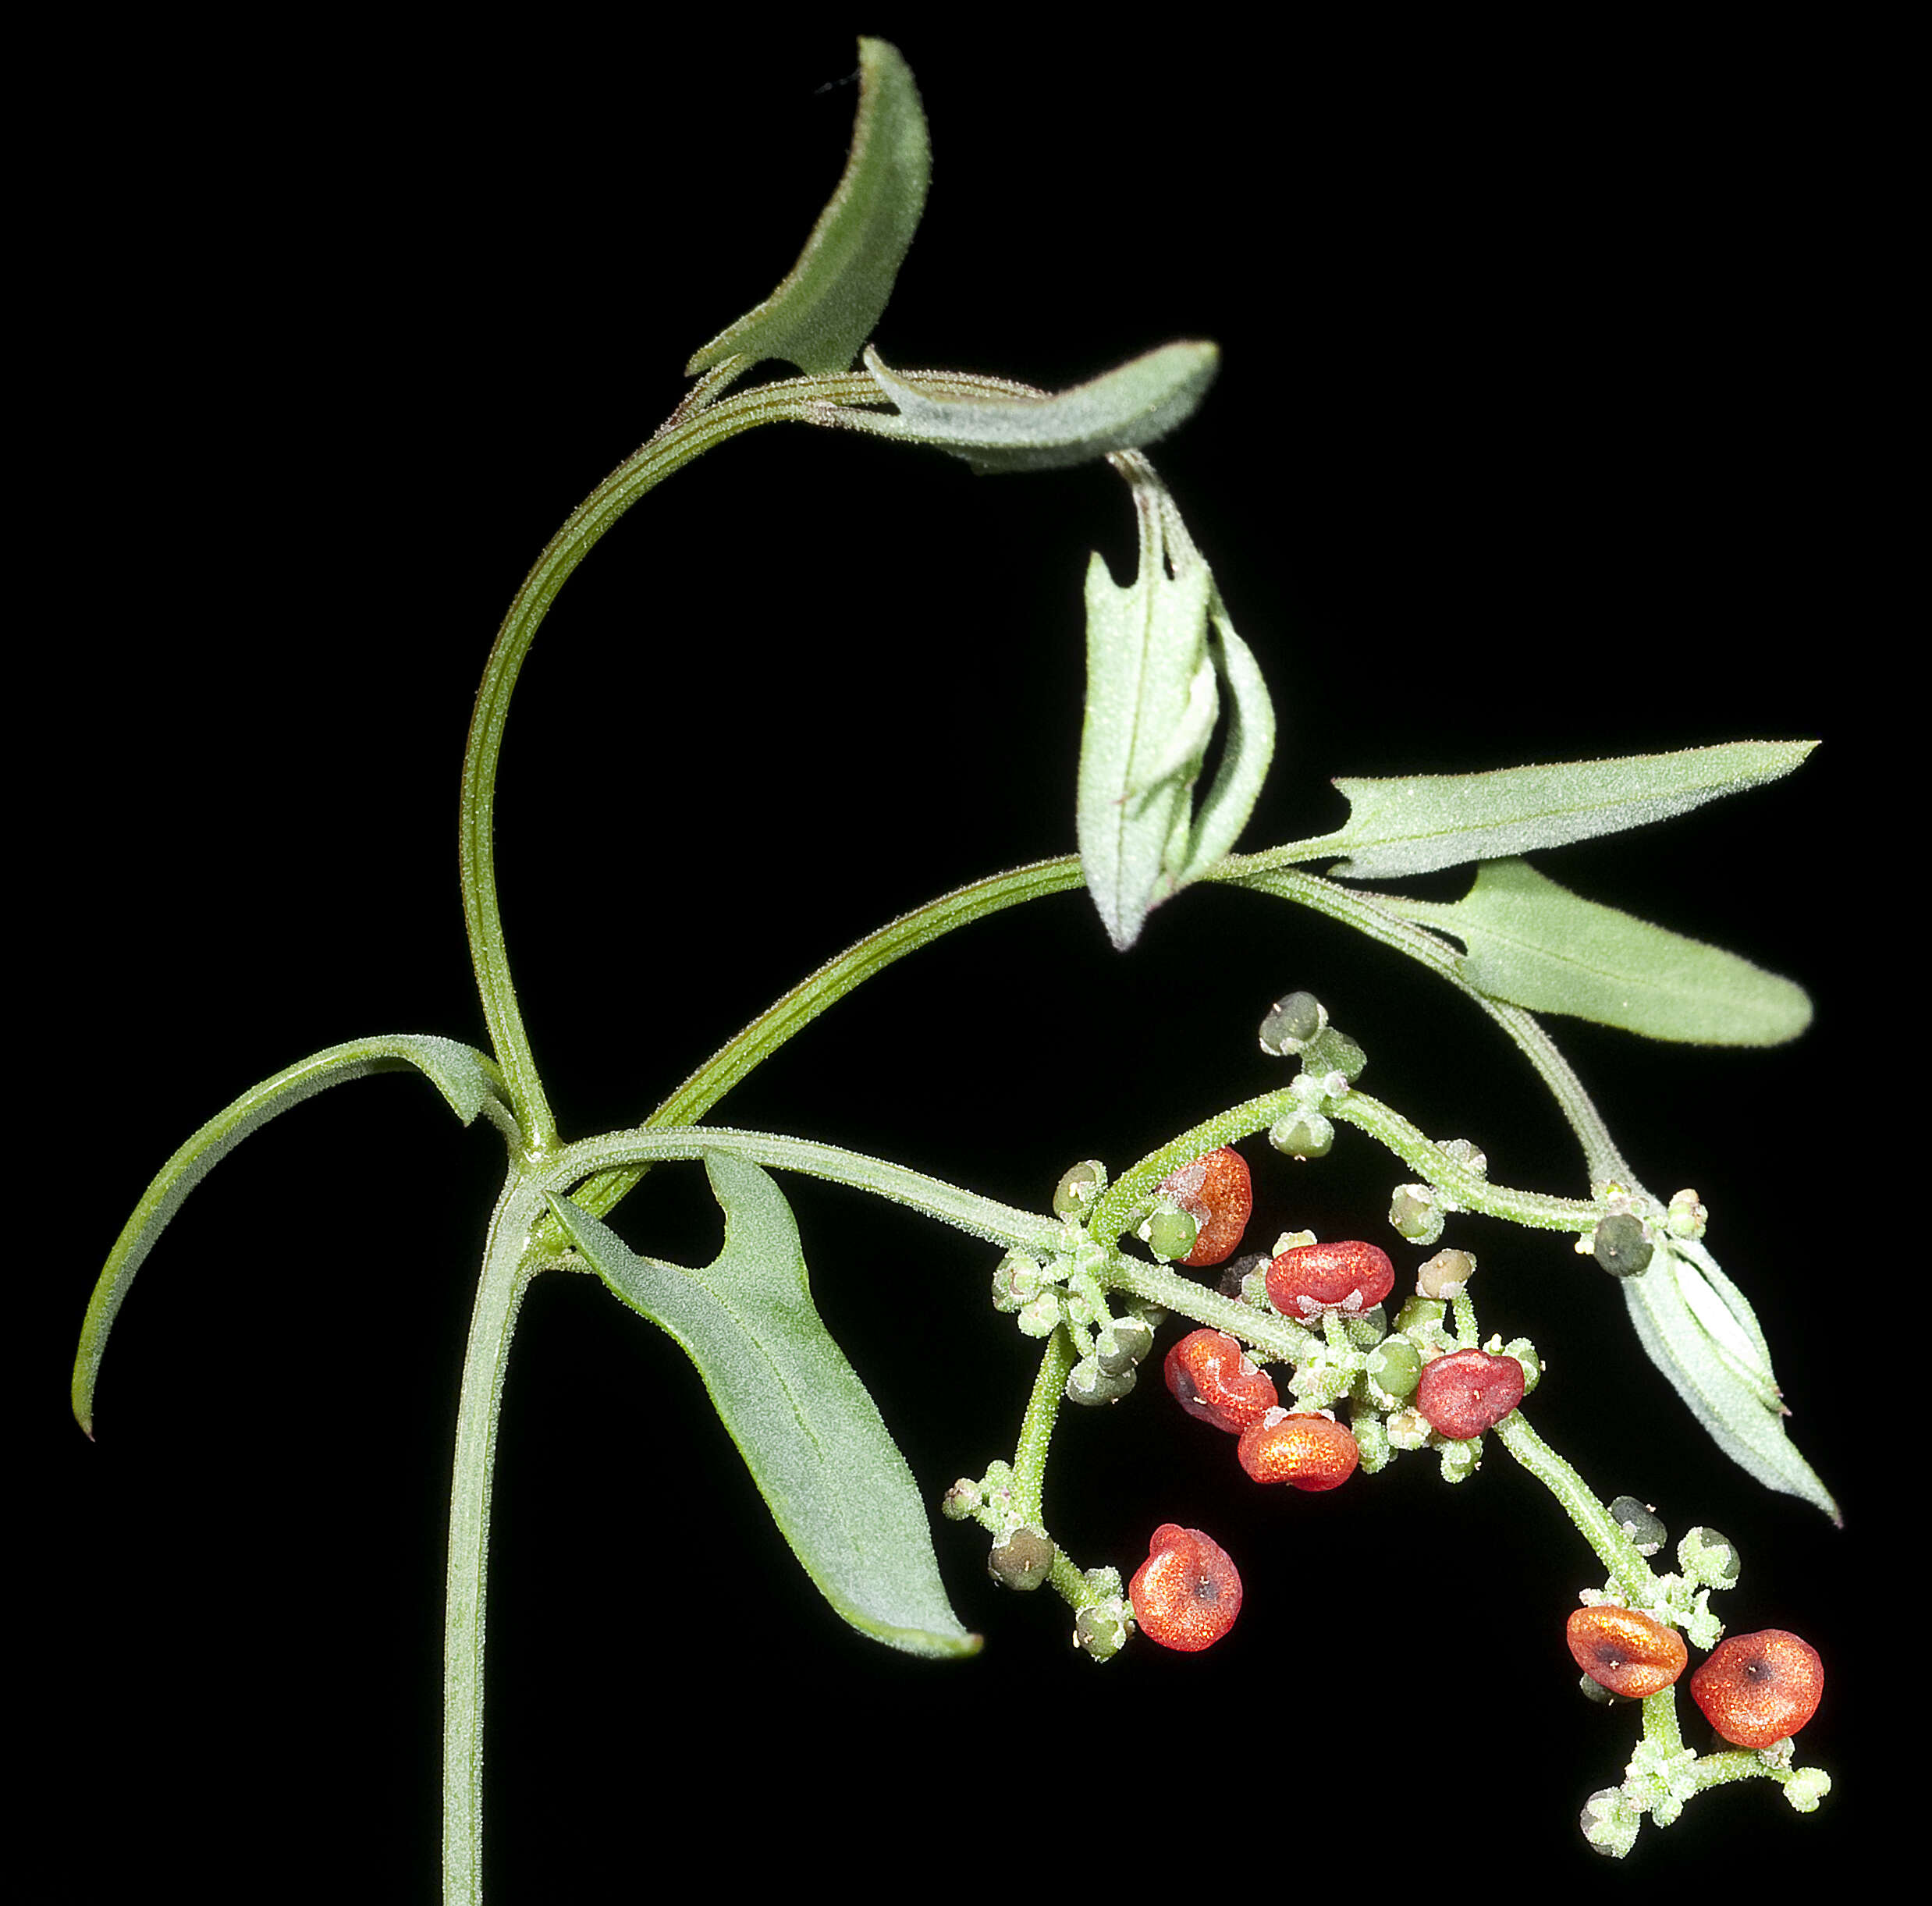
[66,35,1845,1897]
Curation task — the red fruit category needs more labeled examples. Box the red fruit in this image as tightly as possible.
[1236,1409,1359,1491]
[1164,1329,1279,1433]
[1157,1148,1253,1267]
[1264,1240,1394,1318]
[1129,1524,1243,1652]
[1414,1347,1525,1439]
[1689,1630,1824,1748]
[1565,1605,1689,1698]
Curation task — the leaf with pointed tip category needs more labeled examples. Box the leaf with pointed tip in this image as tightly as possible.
[548,1155,981,1659]
[73,1034,510,1436]
[861,341,1220,473]
[1623,1236,1839,1523]
[684,39,929,379]
[1077,486,1273,948]
[1311,740,1815,879]
[1376,857,1811,1044]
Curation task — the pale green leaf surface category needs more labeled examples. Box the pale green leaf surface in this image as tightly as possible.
[1315,740,1815,879]
[861,341,1219,472]
[549,1157,981,1658]
[1076,536,1214,949]
[684,38,930,378]
[1622,1237,1839,1522]
[73,1034,510,1434]
[1075,495,1275,947]
[1170,602,1277,888]
[1377,858,1812,1044]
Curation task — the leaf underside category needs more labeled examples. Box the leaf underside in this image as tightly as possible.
[1321,740,1817,879]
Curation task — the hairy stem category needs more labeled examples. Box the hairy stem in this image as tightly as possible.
[443,1171,547,1903]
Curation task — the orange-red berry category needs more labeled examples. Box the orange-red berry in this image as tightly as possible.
[1128,1524,1243,1652]
[1163,1328,1279,1433]
[1264,1239,1394,1318]
[1565,1605,1689,1698]
[1414,1347,1525,1439]
[1157,1148,1253,1267]
[1689,1629,1824,1748]
[1236,1408,1360,1491]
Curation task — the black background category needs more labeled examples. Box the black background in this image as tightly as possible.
[33,14,1887,1898]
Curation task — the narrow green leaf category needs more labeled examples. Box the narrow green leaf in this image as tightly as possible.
[1314,740,1816,879]
[549,1157,982,1659]
[861,341,1219,473]
[684,38,930,378]
[1621,1237,1839,1523]
[73,1035,511,1435]
[1077,475,1274,947]
[1377,858,1812,1044]
[1171,598,1277,887]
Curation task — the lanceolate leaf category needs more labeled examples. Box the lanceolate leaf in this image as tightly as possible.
[1622,1237,1840,1523]
[684,39,930,379]
[1375,857,1812,1045]
[1312,740,1816,880]
[861,342,1220,473]
[549,1157,981,1659]
[1078,475,1274,948]
[72,1034,510,1435]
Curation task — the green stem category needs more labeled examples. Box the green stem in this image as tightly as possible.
[1213,863,1634,1184]
[1084,1081,1596,1262]
[1099,1251,1317,1364]
[1332,1089,1600,1230]
[551,1123,1063,1252]
[567,856,1086,1222]
[1490,1407,1657,1604]
[1010,1328,1078,1524]
[442,1170,547,1904]
[456,369,927,1153]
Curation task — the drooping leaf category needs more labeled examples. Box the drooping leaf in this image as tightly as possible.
[684,39,930,379]
[548,1156,981,1659]
[1375,857,1812,1044]
[73,1034,510,1435]
[1621,1236,1839,1523]
[1077,475,1274,948]
[860,341,1220,473]
[1310,740,1815,880]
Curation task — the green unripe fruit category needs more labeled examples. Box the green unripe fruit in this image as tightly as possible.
[1142,1205,1200,1262]
[1268,1111,1335,1159]
[1678,1525,1741,1589]
[1366,1337,1422,1400]
[990,1253,1044,1313]
[1074,1602,1130,1662]
[1389,1185,1444,1246]
[1608,1495,1666,1556]
[1053,1159,1107,1219]
[1016,1291,1063,1337]
[1259,991,1327,1053]
[988,1527,1057,1590]
[1593,1213,1653,1278]
[1393,1294,1446,1337]
[1581,1787,1640,1858]
[1066,1358,1136,1406]
[1095,1314,1155,1375]
[1417,1248,1474,1299]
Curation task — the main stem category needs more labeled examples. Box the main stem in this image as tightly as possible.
[456,371,904,1152]
[444,1171,545,1903]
